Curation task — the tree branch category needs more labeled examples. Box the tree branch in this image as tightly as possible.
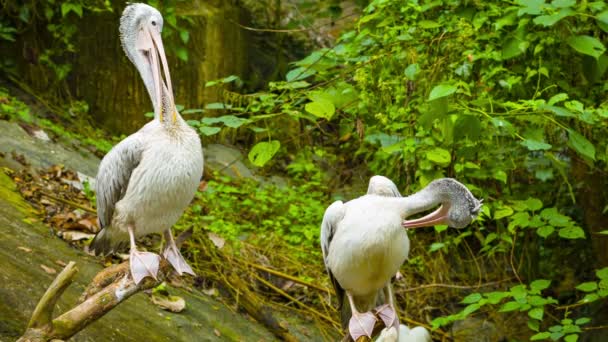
[18,260,172,342]
[27,261,78,330]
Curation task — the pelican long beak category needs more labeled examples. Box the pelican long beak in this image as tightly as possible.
[137,23,175,122]
[402,205,450,228]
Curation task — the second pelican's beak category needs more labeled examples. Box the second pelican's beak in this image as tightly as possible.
[402,205,449,228]
[136,22,174,121]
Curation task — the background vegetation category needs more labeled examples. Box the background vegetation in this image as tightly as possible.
[1,0,608,340]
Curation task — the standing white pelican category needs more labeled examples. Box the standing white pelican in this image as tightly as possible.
[90,3,204,285]
[321,177,481,341]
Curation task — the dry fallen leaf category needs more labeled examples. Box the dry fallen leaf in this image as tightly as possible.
[18,246,32,253]
[150,293,186,313]
[40,264,57,274]
[208,232,225,249]
[60,230,95,241]
[202,287,218,297]
[213,329,221,337]
[77,218,98,232]
[55,260,67,267]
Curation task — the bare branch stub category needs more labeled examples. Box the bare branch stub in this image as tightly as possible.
[27,261,79,330]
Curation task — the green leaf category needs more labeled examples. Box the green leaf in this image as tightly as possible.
[521,139,552,151]
[220,115,248,128]
[541,104,575,117]
[61,3,83,17]
[575,317,591,325]
[454,115,481,141]
[485,291,510,304]
[530,279,551,292]
[528,319,540,332]
[564,334,578,342]
[499,301,520,312]
[181,108,205,115]
[429,242,445,252]
[568,130,596,161]
[305,100,335,120]
[404,63,420,80]
[493,170,508,184]
[548,93,569,105]
[426,148,451,167]
[175,47,188,62]
[536,226,555,238]
[419,20,441,28]
[434,225,448,233]
[461,293,482,304]
[199,126,221,136]
[576,282,598,292]
[525,198,543,211]
[567,35,606,59]
[533,8,574,27]
[558,226,585,239]
[579,293,599,303]
[205,102,230,110]
[495,207,514,220]
[428,84,457,101]
[502,28,528,59]
[179,30,190,44]
[596,267,608,280]
[248,140,281,167]
[286,67,316,82]
[528,308,544,321]
[552,0,575,8]
[598,10,608,26]
[531,332,551,340]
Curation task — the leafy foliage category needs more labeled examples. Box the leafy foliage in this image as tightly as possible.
[200,0,608,339]
[178,172,328,260]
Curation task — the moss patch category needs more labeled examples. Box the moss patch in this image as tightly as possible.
[0,171,34,215]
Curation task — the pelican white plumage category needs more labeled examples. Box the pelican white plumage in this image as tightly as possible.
[321,176,481,340]
[376,325,431,342]
[89,3,204,284]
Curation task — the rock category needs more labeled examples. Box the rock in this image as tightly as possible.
[204,143,256,180]
[0,172,276,341]
[150,293,187,313]
[451,317,504,342]
[0,120,99,176]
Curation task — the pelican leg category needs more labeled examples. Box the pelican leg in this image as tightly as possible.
[128,225,160,284]
[162,229,195,276]
[347,292,377,341]
[375,284,399,330]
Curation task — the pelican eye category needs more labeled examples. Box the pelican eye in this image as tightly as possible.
[151,20,157,26]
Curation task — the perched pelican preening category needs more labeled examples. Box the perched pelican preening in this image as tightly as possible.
[321,177,481,341]
[90,3,204,284]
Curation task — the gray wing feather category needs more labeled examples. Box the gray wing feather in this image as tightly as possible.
[320,201,346,309]
[90,133,143,255]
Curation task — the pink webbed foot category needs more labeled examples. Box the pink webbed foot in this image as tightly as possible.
[349,311,377,340]
[130,250,161,285]
[375,303,398,329]
[163,244,195,276]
